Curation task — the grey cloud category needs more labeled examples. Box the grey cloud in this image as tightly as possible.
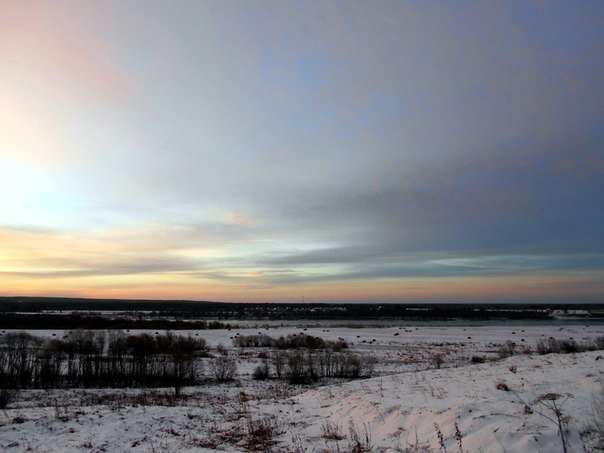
[258,252,604,285]
[5,1,603,294]
[71,2,604,212]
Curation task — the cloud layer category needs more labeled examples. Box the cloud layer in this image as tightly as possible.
[1,1,603,302]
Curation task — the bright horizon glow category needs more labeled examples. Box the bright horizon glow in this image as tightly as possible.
[1,1,603,303]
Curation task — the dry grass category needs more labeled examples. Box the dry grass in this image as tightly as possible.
[321,419,345,441]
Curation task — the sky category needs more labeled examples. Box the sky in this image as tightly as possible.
[1,0,603,303]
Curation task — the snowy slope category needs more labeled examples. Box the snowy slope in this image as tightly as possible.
[1,328,603,452]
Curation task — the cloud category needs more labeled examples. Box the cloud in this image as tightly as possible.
[250,139,604,258]
[258,250,604,285]
[1,1,603,301]
[0,256,197,279]
[0,2,134,169]
[0,224,204,278]
[0,2,132,104]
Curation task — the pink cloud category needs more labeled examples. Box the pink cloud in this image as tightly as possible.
[0,2,133,105]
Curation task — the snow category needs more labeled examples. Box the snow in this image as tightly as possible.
[1,323,603,452]
[295,351,603,452]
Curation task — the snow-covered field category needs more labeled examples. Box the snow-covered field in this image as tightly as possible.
[1,323,603,452]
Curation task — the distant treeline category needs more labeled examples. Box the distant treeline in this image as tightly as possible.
[1,297,603,326]
[0,314,232,330]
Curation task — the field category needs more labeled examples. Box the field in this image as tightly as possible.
[1,322,604,452]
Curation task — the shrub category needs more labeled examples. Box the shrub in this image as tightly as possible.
[431,354,444,369]
[282,350,371,384]
[0,387,18,409]
[244,416,280,451]
[271,351,286,379]
[233,333,347,351]
[211,354,237,381]
[233,334,274,348]
[252,362,270,381]
[286,352,308,384]
[498,340,516,358]
[536,336,604,355]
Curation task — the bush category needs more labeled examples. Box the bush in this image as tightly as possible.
[271,351,286,379]
[252,362,270,380]
[282,350,372,384]
[211,354,237,381]
[432,354,444,369]
[0,387,18,409]
[233,333,347,351]
[286,352,308,384]
[536,336,604,355]
[244,416,280,451]
[233,334,274,348]
[498,340,516,358]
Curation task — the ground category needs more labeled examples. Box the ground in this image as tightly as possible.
[1,323,603,452]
